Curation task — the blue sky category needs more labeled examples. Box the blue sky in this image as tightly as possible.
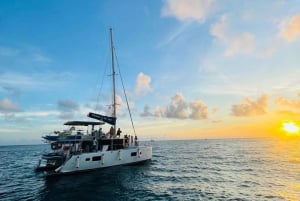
[1,0,300,145]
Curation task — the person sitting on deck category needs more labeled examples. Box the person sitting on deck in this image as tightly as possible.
[116,128,122,138]
[93,138,97,151]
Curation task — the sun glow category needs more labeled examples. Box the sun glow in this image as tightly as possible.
[282,121,300,136]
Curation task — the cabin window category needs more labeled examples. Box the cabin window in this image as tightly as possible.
[85,158,90,161]
[131,152,137,156]
[92,156,102,161]
[140,152,142,155]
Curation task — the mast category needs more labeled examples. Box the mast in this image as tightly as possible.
[110,28,116,136]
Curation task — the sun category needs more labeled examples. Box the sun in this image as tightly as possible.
[282,121,300,136]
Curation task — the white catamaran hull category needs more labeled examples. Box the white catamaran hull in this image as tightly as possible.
[51,146,152,175]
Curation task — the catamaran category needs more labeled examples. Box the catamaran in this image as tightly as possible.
[36,28,152,176]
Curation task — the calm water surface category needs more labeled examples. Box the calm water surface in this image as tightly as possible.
[0,139,299,201]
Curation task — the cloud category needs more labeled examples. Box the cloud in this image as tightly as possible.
[231,94,268,116]
[0,98,22,113]
[142,93,209,120]
[161,0,215,23]
[189,100,209,119]
[276,97,300,109]
[32,53,51,63]
[212,107,219,114]
[140,105,154,117]
[0,46,19,57]
[0,71,74,91]
[165,93,188,119]
[57,99,79,119]
[210,15,229,43]
[225,33,255,56]
[135,72,153,96]
[280,14,300,42]
[210,15,255,56]
[2,86,21,97]
[57,100,79,112]
[277,110,300,117]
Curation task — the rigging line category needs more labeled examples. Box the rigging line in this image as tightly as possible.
[95,59,108,111]
[113,46,137,136]
[95,35,110,112]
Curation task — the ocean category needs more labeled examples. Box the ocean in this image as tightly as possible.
[0,139,299,201]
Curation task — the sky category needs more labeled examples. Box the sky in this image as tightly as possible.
[1,0,300,145]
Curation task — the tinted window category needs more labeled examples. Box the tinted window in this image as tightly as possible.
[92,156,102,161]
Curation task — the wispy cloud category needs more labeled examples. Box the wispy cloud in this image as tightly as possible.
[2,86,21,97]
[225,32,255,56]
[156,23,192,48]
[57,99,79,119]
[276,97,300,109]
[0,98,22,113]
[0,46,19,57]
[161,0,216,23]
[0,71,74,91]
[210,15,255,56]
[211,15,229,43]
[279,13,300,42]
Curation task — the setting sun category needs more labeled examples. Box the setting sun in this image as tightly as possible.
[282,121,300,136]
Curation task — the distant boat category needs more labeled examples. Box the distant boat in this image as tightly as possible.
[36,28,152,176]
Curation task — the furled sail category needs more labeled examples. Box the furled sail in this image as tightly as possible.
[87,112,116,125]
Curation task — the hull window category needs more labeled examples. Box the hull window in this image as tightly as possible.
[131,152,137,157]
[92,156,102,161]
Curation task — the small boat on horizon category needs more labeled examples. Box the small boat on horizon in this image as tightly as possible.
[36,28,152,176]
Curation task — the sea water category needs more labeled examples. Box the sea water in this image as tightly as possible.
[0,139,299,201]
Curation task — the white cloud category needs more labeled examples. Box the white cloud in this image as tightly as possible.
[0,98,21,113]
[189,100,209,119]
[165,93,188,119]
[0,71,74,91]
[210,15,255,57]
[276,97,300,109]
[231,94,268,116]
[135,72,153,96]
[280,14,300,42]
[210,15,229,43]
[142,93,209,120]
[161,0,216,23]
[225,33,255,56]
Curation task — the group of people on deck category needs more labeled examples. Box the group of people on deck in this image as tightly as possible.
[107,126,122,138]
[106,126,138,146]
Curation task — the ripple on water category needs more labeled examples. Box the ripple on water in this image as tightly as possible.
[1,139,300,201]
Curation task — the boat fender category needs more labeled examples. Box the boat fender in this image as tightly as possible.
[118,150,122,160]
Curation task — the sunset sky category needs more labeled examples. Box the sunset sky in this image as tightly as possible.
[1,0,300,145]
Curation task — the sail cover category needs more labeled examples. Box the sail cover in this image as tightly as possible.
[87,112,116,125]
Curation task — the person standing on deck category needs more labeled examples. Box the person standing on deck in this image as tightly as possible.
[116,128,122,138]
[109,126,114,138]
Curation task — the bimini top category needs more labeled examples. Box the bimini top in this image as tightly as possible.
[64,121,104,126]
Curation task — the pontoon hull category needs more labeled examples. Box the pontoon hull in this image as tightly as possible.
[45,146,152,176]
